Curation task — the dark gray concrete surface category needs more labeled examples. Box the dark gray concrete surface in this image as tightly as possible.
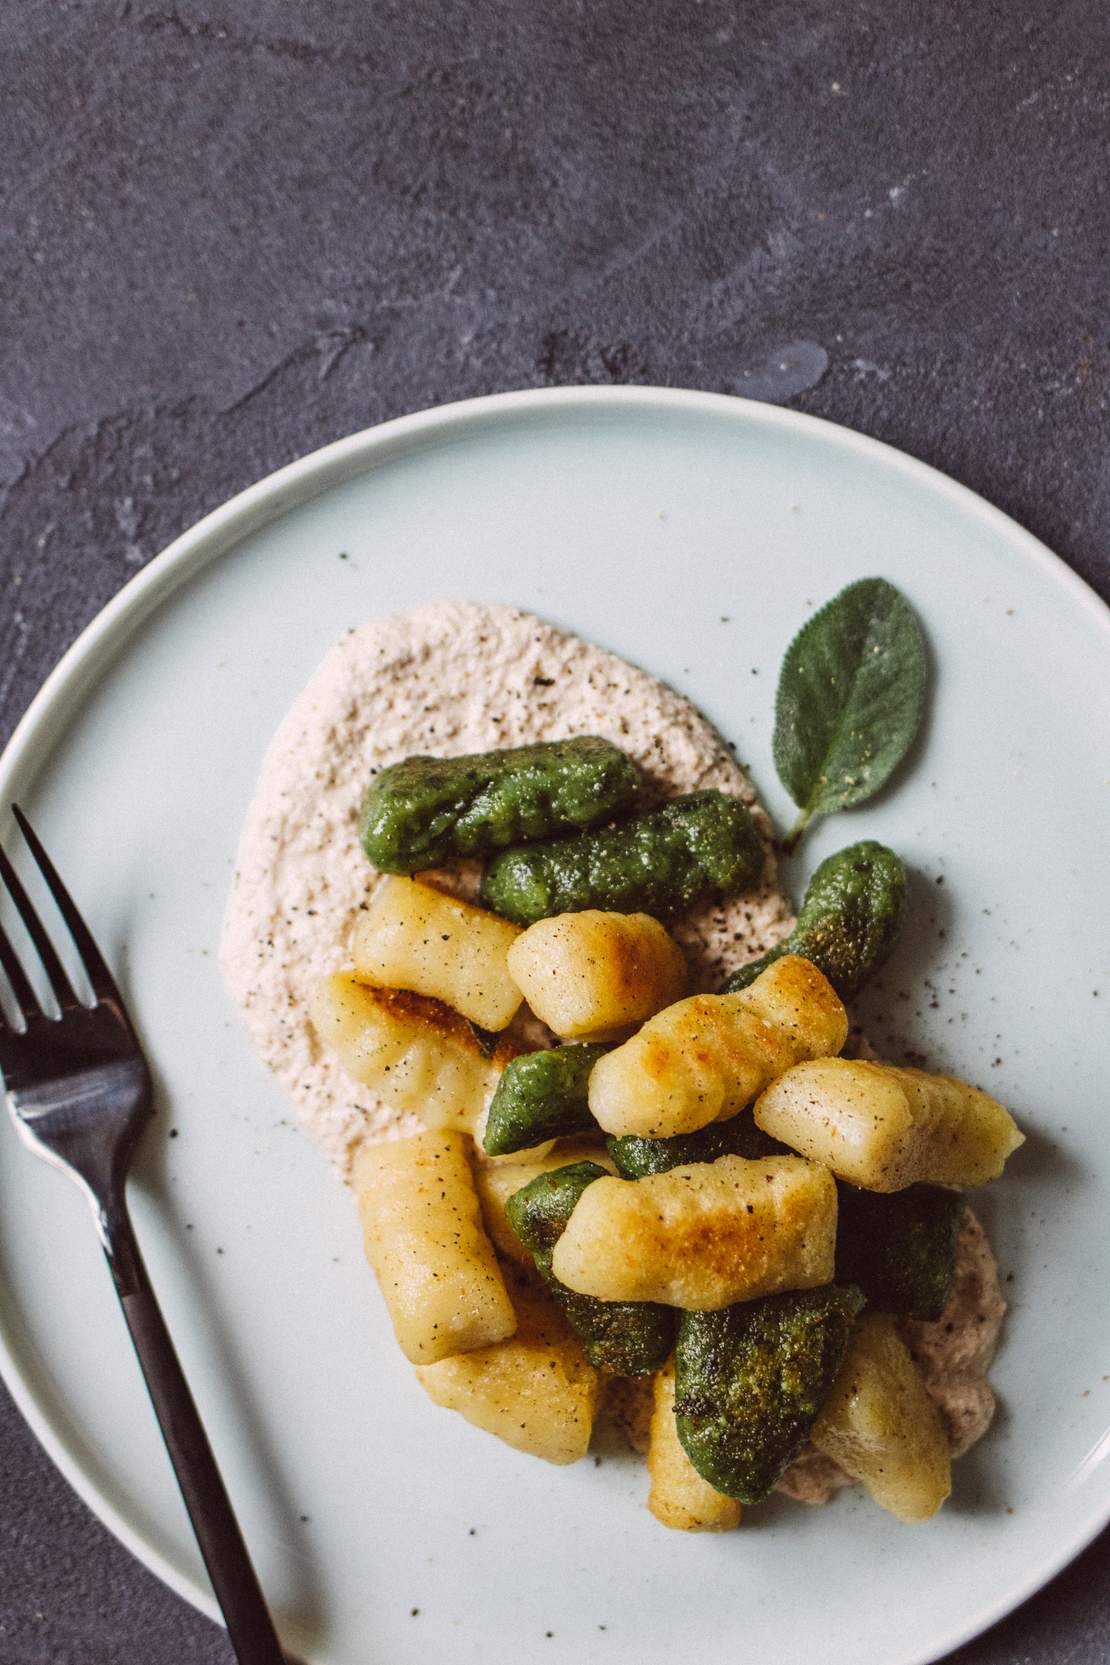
[1,2,1108,1660]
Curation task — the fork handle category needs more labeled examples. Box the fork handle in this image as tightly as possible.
[100,1196,287,1664]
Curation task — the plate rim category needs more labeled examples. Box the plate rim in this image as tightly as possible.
[1,382,1108,1660]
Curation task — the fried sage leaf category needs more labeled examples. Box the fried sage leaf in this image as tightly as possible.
[773,579,927,848]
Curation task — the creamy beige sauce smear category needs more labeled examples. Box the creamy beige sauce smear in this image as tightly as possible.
[221,601,790,1172]
[222,598,1005,1499]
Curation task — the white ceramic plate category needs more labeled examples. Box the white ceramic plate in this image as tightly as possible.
[1,388,1108,1665]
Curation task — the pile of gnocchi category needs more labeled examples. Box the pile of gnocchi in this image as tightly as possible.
[309,737,1024,1531]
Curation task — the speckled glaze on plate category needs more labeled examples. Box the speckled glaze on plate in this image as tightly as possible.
[0,387,1107,1665]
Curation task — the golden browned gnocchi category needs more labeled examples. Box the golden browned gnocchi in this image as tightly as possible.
[550,1153,837,1309]
[416,1272,602,1464]
[311,972,515,1136]
[351,875,523,1030]
[353,1130,516,1365]
[754,1057,1024,1191]
[811,1312,952,1521]
[647,1359,743,1532]
[506,909,687,1040]
[587,954,848,1138]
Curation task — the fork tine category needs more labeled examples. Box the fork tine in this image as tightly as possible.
[0,915,40,1027]
[0,814,82,1010]
[11,806,120,1004]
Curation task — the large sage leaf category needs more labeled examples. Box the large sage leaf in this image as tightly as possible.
[773,578,927,847]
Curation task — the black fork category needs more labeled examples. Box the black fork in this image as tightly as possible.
[0,806,285,1663]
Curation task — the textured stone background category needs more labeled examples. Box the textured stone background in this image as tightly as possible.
[1,2,1108,1660]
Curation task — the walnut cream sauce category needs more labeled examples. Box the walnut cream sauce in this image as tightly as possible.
[221,601,790,1170]
[220,599,1004,1492]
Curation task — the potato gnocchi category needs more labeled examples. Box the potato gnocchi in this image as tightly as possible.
[587,954,849,1138]
[311,972,515,1137]
[648,1359,743,1532]
[352,1130,515,1364]
[550,1154,838,1309]
[754,1058,1024,1191]
[811,1312,952,1521]
[507,909,687,1040]
[351,875,523,1030]
[416,1271,602,1465]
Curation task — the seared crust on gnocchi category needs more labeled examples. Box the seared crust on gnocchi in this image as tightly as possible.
[506,909,687,1040]
[587,955,848,1138]
[311,972,516,1136]
[550,1153,838,1309]
[351,875,523,1030]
